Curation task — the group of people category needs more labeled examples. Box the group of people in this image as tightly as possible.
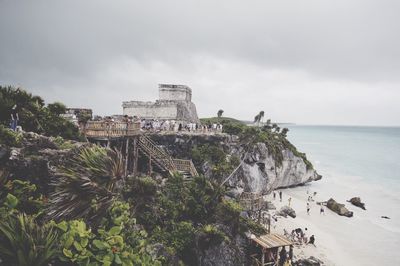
[284,227,316,247]
[138,118,223,133]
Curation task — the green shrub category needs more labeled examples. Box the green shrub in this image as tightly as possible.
[53,136,75,150]
[0,125,22,147]
[0,213,59,266]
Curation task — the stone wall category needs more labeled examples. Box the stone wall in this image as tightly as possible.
[122,101,178,120]
[159,87,192,102]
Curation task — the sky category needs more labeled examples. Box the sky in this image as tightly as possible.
[0,0,399,126]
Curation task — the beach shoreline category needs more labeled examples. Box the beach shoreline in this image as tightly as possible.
[267,182,400,266]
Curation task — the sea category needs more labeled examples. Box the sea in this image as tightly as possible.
[286,125,400,265]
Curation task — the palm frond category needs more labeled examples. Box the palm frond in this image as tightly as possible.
[47,146,126,222]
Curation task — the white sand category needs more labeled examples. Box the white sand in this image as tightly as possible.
[267,184,400,266]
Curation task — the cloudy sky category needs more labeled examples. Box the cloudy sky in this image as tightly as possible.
[1,0,399,126]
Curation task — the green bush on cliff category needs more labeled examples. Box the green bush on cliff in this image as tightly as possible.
[0,125,23,147]
[0,86,81,140]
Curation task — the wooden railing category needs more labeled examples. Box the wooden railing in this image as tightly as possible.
[85,121,141,138]
[173,159,199,177]
[138,135,177,173]
[239,192,264,211]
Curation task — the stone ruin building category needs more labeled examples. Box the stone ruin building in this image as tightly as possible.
[122,84,199,124]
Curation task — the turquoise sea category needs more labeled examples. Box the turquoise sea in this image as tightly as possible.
[286,125,400,265]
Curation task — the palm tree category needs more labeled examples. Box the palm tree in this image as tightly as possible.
[259,111,265,125]
[47,146,126,223]
[254,114,260,125]
[281,128,289,137]
[217,109,224,118]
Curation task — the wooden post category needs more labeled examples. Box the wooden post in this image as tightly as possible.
[124,138,129,177]
[261,248,265,266]
[133,137,138,176]
[149,155,152,175]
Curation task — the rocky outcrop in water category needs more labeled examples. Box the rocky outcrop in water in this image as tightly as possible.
[327,198,353,217]
[348,197,366,210]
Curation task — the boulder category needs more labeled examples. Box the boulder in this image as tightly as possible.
[347,197,366,210]
[327,198,353,217]
[294,256,323,266]
[276,206,296,218]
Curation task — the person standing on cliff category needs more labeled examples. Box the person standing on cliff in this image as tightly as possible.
[10,104,19,131]
[279,191,282,202]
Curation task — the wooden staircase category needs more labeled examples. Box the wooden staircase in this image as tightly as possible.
[137,135,198,177]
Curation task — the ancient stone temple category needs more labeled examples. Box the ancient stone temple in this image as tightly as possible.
[122,84,199,123]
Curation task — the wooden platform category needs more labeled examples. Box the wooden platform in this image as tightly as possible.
[251,234,293,249]
[85,121,141,139]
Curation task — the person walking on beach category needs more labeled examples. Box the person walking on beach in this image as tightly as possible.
[288,245,294,264]
[279,246,287,266]
[279,191,282,202]
[308,235,316,246]
[288,197,292,207]
[307,202,310,215]
[320,205,325,215]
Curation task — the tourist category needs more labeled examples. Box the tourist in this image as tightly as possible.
[308,235,316,246]
[288,197,292,207]
[273,191,276,200]
[307,202,310,215]
[288,245,294,264]
[320,205,325,215]
[303,228,308,244]
[10,104,19,131]
[279,191,282,202]
[279,247,287,266]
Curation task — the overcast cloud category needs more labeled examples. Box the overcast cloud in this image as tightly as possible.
[0,0,399,125]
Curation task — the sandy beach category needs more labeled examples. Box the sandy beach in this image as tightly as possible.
[267,181,400,266]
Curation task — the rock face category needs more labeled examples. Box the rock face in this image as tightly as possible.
[277,206,297,218]
[294,256,323,266]
[348,197,366,210]
[327,198,353,217]
[0,132,83,194]
[229,143,321,194]
[199,226,247,266]
[150,134,321,195]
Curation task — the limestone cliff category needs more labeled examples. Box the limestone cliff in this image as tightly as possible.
[149,133,321,195]
[228,142,321,195]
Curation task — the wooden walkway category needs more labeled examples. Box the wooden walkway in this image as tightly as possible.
[84,121,198,177]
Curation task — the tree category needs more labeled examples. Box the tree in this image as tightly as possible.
[217,109,224,118]
[259,111,265,125]
[254,114,260,124]
[281,127,289,137]
[0,86,81,140]
[47,102,66,115]
[47,146,127,223]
